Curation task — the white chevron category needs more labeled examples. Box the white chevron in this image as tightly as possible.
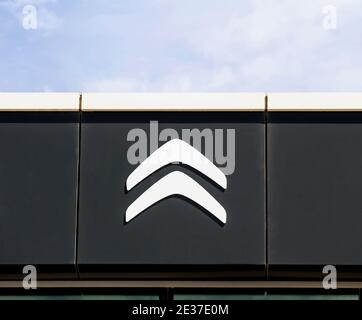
[126,138,227,191]
[125,171,227,224]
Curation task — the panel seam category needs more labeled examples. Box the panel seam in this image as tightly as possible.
[265,94,269,280]
[74,94,82,279]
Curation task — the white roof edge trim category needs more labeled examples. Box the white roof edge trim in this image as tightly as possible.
[81,93,266,111]
[0,93,81,111]
[268,93,362,111]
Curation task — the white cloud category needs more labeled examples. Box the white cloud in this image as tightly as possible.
[83,0,362,91]
[1,0,362,91]
[86,78,147,92]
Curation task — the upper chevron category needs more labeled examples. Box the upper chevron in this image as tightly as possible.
[126,138,227,191]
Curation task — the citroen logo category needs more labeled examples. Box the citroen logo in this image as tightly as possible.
[125,139,227,224]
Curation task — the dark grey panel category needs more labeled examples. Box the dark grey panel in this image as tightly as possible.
[78,113,265,270]
[0,113,79,273]
[268,113,362,269]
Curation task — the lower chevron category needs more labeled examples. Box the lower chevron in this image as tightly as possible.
[125,171,227,224]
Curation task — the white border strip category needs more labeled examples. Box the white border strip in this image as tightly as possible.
[81,93,265,111]
[268,93,362,111]
[0,93,80,111]
[0,280,360,289]
[2,92,362,112]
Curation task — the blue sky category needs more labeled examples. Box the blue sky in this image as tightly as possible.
[0,0,361,92]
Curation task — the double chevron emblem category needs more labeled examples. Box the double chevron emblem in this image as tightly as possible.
[125,139,227,224]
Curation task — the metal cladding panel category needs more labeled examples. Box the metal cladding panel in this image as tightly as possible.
[77,112,265,274]
[0,113,79,278]
[268,113,362,277]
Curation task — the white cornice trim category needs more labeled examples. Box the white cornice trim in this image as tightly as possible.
[81,93,266,111]
[268,93,362,111]
[0,93,80,111]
